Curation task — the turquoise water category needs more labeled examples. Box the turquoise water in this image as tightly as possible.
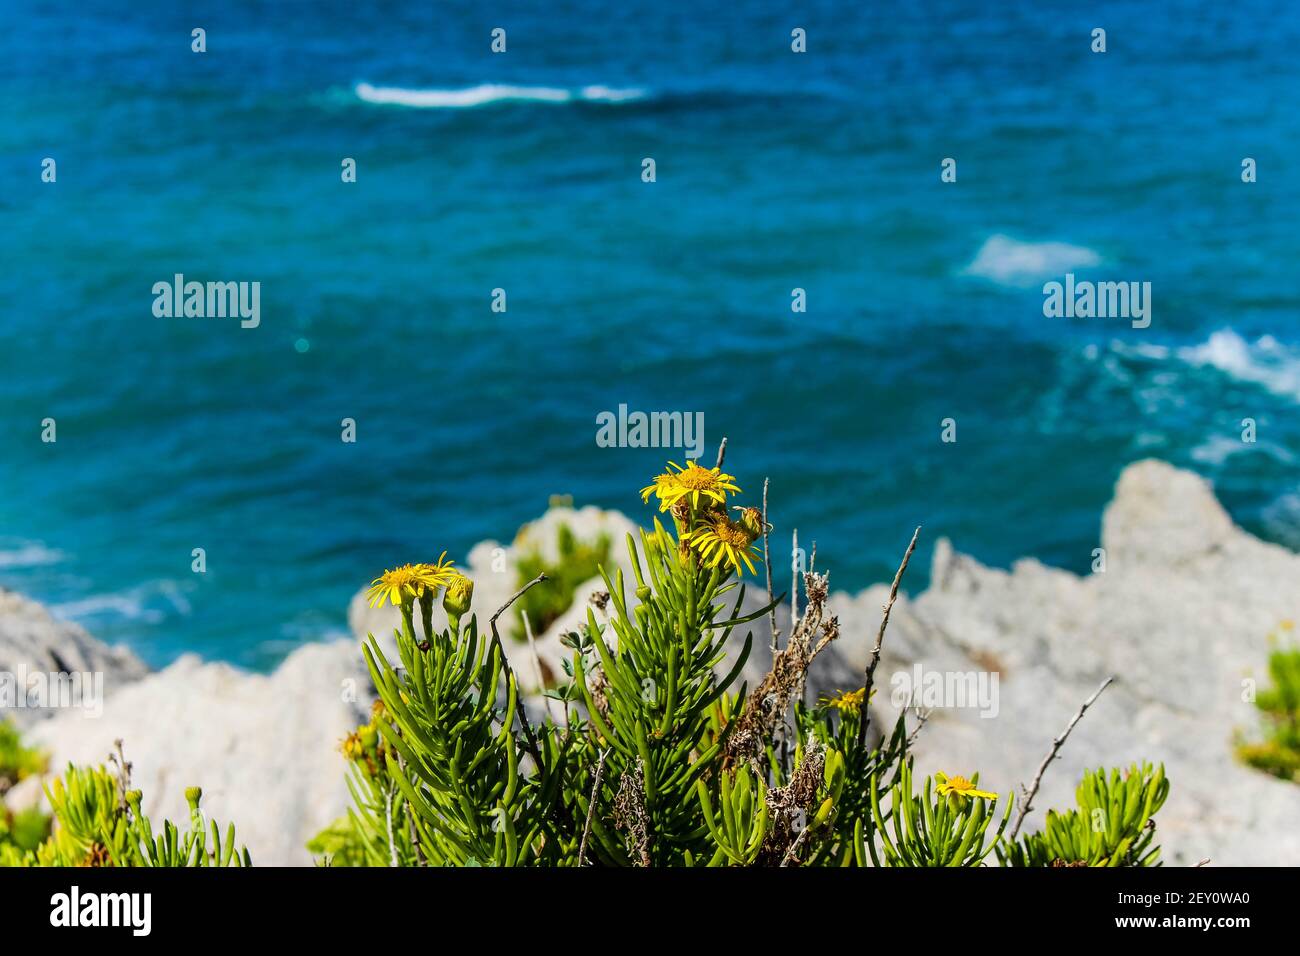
[3,0,1299,668]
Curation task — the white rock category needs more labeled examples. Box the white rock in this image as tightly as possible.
[839,460,1300,865]
[25,640,369,867]
[0,588,148,727]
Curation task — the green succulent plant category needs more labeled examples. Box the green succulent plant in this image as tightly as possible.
[997,763,1169,867]
[1237,633,1300,782]
[511,522,612,643]
[1,762,248,867]
[0,718,47,794]
[865,757,1011,867]
[361,607,545,866]
[326,452,1175,868]
[696,761,769,865]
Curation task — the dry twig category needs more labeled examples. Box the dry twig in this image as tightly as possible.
[857,527,921,748]
[762,477,777,654]
[578,748,610,866]
[109,739,133,815]
[1008,676,1115,841]
[489,573,549,765]
[790,528,799,626]
[727,569,838,764]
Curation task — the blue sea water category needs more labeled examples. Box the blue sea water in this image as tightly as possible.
[2,0,1299,669]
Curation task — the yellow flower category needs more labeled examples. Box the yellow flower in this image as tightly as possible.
[822,687,867,715]
[340,723,385,779]
[341,731,365,761]
[934,772,998,801]
[365,554,456,609]
[640,461,741,512]
[686,512,760,576]
[422,551,456,580]
[641,470,677,505]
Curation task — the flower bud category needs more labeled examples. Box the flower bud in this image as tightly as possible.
[814,796,835,827]
[443,572,474,626]
[737,507,765,540]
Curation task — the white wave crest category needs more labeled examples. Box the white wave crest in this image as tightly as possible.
[963,234,1102,287]
[1177,329,1300,402]
[354,82,646,109]
[51,580,192,625]
[577,84,645,102]
[0,542,64,569]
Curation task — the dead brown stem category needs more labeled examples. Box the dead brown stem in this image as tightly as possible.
[1008,675,1115,841]
[858,527,921,749]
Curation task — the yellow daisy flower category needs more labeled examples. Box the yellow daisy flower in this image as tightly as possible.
[934,772,998,801]
[640,461,741,512]
[640,469,676,505]
[821,687,868,715]
[366,554,456,609]
[421,551,456,584]
[686,512,760,576]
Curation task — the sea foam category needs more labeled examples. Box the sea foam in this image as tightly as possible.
[1177,329,1300,403]
[354,82,646,109]
[0,542,63,569]
[963,234,1102,287]
[50,580,192,625]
